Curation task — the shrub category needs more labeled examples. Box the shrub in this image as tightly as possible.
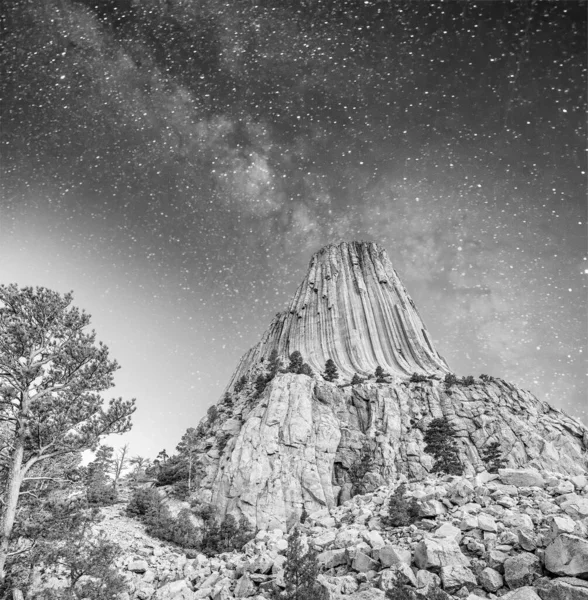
[323,359,339,382]
[384,483,420,527]
[127,487,162,517]
[234,374,248,393]
[86,483,117,506]
[375,365,389,383]
[254,373,268,397]
[410,372,429,383]
[424,417,464,476]
[351,373,363,385]
[155,455,186,487]
[461,375,476,386]
[201,514,254,555]
[480,373,493,382]
[299,363,312,376]
[444,373,459,387]
[481,441,507,473]
[288,351,304,373]
[268,349,282,378]
[207,405,219,424]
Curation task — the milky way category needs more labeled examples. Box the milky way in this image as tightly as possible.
[0,1,586,457]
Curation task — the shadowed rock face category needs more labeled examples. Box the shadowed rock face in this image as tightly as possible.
[227,241,449,388]
[189,242,588,531]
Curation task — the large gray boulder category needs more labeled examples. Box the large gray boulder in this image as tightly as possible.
[544,534,588,578]
[414,537,471,569]
[504,553,542,589]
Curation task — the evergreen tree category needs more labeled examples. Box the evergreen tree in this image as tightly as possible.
[481,442,507,473]
[288,351,304,374]
[323,359,339,382]
[268,349,282,378]
[254,373,268,396]
[86,445,116,505]
[0,285,135,583]
[351,374,363,385]
[299,363,312,376]
[375,365,388,383]
[384,483,420,527]
[234,374,248,393]
[423,418,464,476]
[281,527,327,600]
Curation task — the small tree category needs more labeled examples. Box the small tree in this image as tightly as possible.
[481,441,507,473]
[375,365,388,383]
[323,359,338,382]
[423,417,464,476]
[254,373,268,397]
[288,351,304,374]
[0,285,135,583]
[444,373,459,388]
[410,372,428,383]
[385,483,420,527]
[176,427,200,492]
[348,441,374,495]
[281,527,327,600]
[350,373,363,385]
[234,374,248,393]
[86,445,116,505]
[299,363,312,376]
[128,455,150,483]
[461,375,476,387]
[268,349,282,379]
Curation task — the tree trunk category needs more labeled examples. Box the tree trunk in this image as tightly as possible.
[0,434,25,583]
[12,589,24,600]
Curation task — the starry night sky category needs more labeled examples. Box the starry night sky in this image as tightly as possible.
[1,0,586,459]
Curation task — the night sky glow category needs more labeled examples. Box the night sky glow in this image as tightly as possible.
[1,0,586,459]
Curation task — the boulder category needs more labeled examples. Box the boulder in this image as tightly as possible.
[352,551,378,573]
[504,553,542,589]
[501,587,542,600]
[440,565,477,593]
[153,580,196,600]
[377,545,411,568]
[414,538,471,569]
[498,469,545,488]
[535,576,588,600]
[128,559,149,574]
[316,548,347,569]
[234,574,257,598]
[479,567,504,592]
[544,534,588,578]
[378,564,417,590]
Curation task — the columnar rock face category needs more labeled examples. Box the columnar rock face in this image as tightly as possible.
[190,241,588,531]
[227,241,449,387]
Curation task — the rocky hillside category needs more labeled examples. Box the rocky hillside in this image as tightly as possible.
[48,467,588,600]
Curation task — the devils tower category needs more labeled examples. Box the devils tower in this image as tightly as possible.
[227,241,449,389]
[190,242,587,530]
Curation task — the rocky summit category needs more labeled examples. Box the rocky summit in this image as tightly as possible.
[190,242,586,531]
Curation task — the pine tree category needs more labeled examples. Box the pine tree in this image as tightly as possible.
[385,483,420,527]
[351,374,363,385]
[281,527,327,600]
[323,359,339,382]
[375,365,388,383]
[423,417,464,476]
[268,349,282,378]
[288,351,304,374]
[481,442,507,473]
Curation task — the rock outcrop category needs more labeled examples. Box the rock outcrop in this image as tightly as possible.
[227,241,449,386]
[190,242,587,531]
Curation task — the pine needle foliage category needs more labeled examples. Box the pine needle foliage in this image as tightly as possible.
[279,527,327,600]
[323,359,339,382]
[384,483,420,527]
[423,417,464,476]
[481,441,507,473]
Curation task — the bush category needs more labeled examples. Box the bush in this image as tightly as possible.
[268,349,282,378]
[254,373,268,397]
[351,373,363,385]
[288,351,304,373]
[207,405,219,424]
[234,374,248,393]
[409,372,429,383]
[461,375,476,386]
[375,365,389,383]
[424,417,464,476]
[480,373,493,382]
[299,363,312,376]
[444,373,459,387]
[127,487,162,517]
[86,483,117,506]
[348,441,374,495]
[384,483,420,527]
[481,441,507,473]
[323,359,339,382]
[201,514,254,555]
